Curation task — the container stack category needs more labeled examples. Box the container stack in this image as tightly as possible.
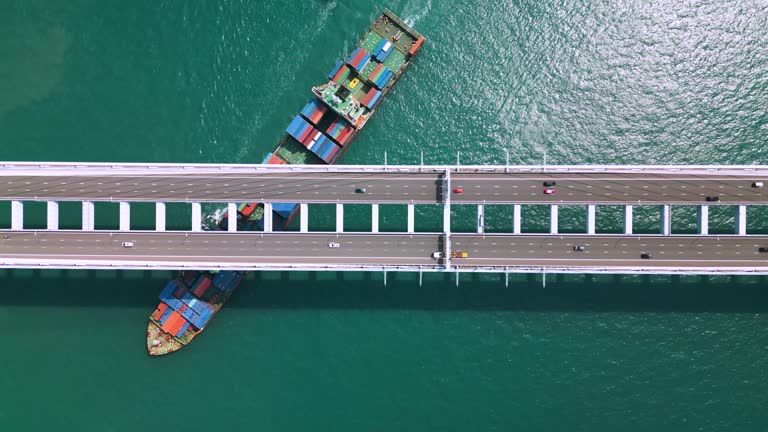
[159,280,216,331]
[286,115,340,163]
[368,63,393,89]
[347,47,371,71]
[360,88,382,109]
[326,118,355,145]
[213,271,243,292]
[300,98,328,125]
[328,61,350,84]
[373,39,394,62]
[261,152,285,164]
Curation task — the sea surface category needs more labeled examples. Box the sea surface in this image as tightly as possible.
[1,1,768,430]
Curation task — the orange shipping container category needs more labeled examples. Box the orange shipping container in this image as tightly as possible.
[241,203,257,217]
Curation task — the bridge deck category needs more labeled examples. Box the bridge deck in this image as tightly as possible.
[1,230,768,274]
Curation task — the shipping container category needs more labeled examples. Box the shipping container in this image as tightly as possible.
[193,276,212,297]
[347,47,371,71]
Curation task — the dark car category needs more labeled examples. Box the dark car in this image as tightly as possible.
[705,196,720,202]
[759,247,768,253]
[641,253,652,259]
[355,188,366,193]
[573,245,585,251]
[543,181,557,187]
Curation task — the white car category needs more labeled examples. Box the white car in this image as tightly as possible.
[328,242,340,248]
[121,242,134,248]
[432,251,444,259]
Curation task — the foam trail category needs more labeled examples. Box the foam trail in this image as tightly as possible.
[402,0,432,27]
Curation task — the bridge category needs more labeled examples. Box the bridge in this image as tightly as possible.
[2,162,768,277]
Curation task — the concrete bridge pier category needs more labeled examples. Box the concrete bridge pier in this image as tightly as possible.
[119,202,130,231]
[550,205,558,234]
[263,203,273,232]
[408,203,415,234]
[660,204,671,235]
[11,201,23,230]
[191,202,202,232]
[82,201,94,231]
[736,205,747,235]
[228,203,237,232]
[372,204,379,233]
[698,205,709,235]
[513,204,521,234]
[624,205,633,235]
[300,203,308,233]
[336,203,343,233]
[47,202,58,230]
[586,204,596,234]
[155,203,166,231]
[477,204,484,234]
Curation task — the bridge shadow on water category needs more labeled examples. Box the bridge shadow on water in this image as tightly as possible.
[1,269,768,313]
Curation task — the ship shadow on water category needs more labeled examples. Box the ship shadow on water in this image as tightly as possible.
[1,268,768,313]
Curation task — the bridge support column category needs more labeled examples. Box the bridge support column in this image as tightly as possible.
[263,203,273,232]
[11,201,23,230]
[300,203,308,233]
[660,205,671,235]
[336,203,343,233]
[550,205,558,234]
[443,171,451,234]
[624,205,633,235]
[736,205,747,235]
[372,204,379,233]
[228,203,237,232]
[155,203,166,231]
[586,204,596,235]
[82,201,94,231]
[119,202,130,231]
[443,170,452,270]
[407,204,415,234]
[191,202,202,232]
[513,204,521,234]
[698,206,709,235]
[477,204,484,234]
[47,202,58,230]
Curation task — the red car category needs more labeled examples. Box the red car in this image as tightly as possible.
[543,189,556,195]
[453,187,463,194]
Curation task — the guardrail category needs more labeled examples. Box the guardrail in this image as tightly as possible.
[2,162,768,176]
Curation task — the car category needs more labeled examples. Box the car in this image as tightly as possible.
[640,253,652,259]
[432,251,444,259]
[705,196,720,202]
[453,187,463,194]
[328,242,340,248]
[543,181,557,187]
[355,188,366,193]
[451,251,469,258]
[121,242,134,248]
[759,247,768,253]
[753,182,764,188]
[573,245,585,251]
[543,189,556,195]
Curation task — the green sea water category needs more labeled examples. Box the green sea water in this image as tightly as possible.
[2,1,768,430]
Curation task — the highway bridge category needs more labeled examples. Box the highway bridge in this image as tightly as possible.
[2,162,768,276]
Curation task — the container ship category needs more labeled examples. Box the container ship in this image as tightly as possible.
[147,9,425,355]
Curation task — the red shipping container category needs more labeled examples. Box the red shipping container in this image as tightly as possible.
[193,277,211,297]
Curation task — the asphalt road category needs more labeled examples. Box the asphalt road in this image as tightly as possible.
[1,231,768,269]
[1,172,768,205]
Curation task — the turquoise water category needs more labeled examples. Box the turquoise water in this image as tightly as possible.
[2,1,768,430]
